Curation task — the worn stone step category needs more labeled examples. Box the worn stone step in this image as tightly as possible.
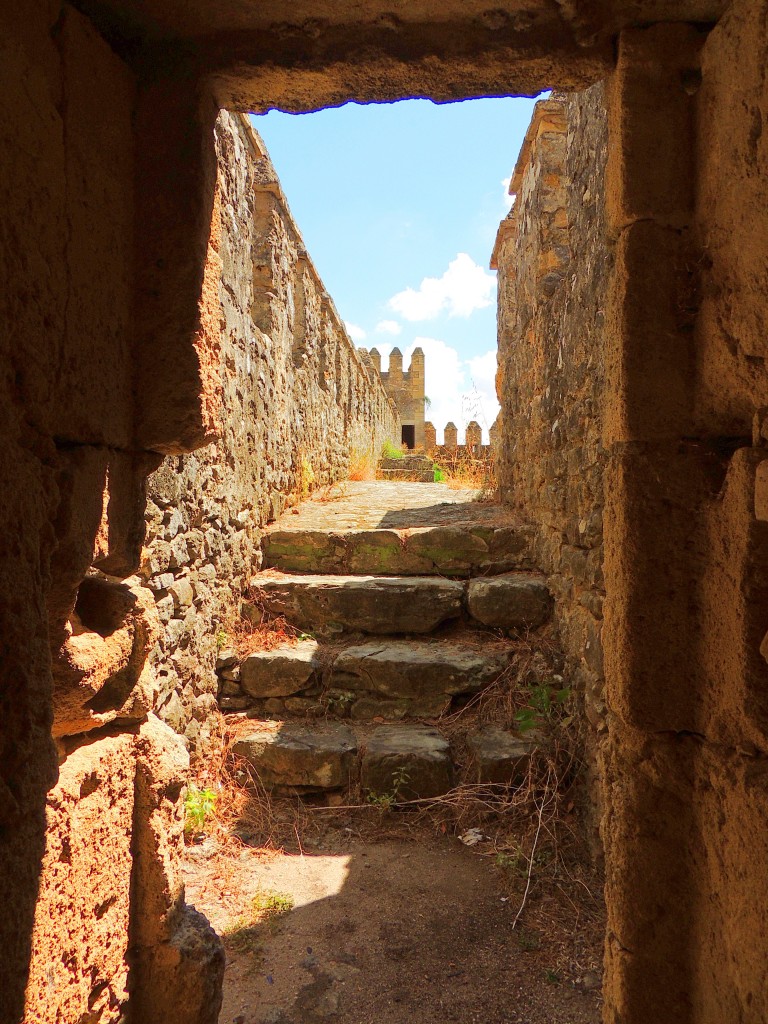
[467,573,552,630]
[466,727,539,785]
[231,721,357,791]
[230,720,542,798]
[332,639,509,700]
[225,637,510,714]
[251,574,464,634]
[263,523,535,577]
[376,455,435,483]
[239,640,321,698]
[360,726,453,800]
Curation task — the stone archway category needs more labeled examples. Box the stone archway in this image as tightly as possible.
[3,1,768,1022]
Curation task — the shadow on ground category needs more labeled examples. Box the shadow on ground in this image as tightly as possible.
[184,835,602,1024]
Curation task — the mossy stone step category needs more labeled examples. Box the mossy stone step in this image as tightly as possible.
[263,523,535,577]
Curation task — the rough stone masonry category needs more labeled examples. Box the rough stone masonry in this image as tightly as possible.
[140,113,398,754]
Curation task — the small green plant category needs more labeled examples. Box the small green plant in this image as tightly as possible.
[365,766,410,809]
[324,691,355,713]
[514,683,571,734]
[433,465,447,483]
[381,439,404,460]
[252,890,294,919]
[215,627,229,651]
[184,785,217,835]
[544,969,561,985]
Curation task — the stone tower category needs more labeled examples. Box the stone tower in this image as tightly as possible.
[368,346,426,449]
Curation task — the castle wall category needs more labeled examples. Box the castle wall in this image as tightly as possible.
[3,1,768,1021]
[494,9,768,1018]
[493,89,610,845]
[141,113,399,750]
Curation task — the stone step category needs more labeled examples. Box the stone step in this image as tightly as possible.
[249,571,552,635]
[376,467,435,482]
[222,637,511,720]
[263,523,535,577]
[251,574,465,634]
[230,720,540,797]
[376,455,435,483]
[361,726,452,800]
[231,721,356,791]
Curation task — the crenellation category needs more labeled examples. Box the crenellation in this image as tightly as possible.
[368,345,426,448]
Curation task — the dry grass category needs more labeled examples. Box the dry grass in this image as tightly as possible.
[231,612,305,658]
[348,446,378,481]
[430,447,498,498]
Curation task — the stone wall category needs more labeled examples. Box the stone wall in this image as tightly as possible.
[0,5,226,1019]
[141,112,399,751]
[600,10,768,1022]
[492,89,611,838]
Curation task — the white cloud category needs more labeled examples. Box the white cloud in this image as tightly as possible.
[388,253,496,322]
[374,338,499,445]
[344,321,367,342]
[501,177,514,211]
[467,349,498,396]
[375,319,402,336]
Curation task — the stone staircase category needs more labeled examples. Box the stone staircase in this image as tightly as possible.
[217,485,559,803]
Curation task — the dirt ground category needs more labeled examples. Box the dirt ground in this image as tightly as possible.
[183,817,603,1024]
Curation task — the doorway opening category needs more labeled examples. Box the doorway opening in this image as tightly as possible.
[401,424,415,449]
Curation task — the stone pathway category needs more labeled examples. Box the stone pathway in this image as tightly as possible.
[194,481,603,1023]
[267,480,522,530]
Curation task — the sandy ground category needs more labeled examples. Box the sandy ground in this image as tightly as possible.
[184,829,603,1024]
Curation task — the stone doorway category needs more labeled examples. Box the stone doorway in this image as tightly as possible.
[401,424,415,449]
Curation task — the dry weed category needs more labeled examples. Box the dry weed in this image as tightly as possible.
[347,446,377,481]
[430,447,498,499]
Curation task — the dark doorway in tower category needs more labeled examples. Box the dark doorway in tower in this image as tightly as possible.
[401,425,415,449]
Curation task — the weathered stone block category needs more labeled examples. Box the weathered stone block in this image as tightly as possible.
[333,640,507,699]
[232,722,357,790]
[240,640,320,697]
[347,529,428,575]
[406,527,488,575]
[263,529,344,573]
[467,573,552,630]
[361,726,453,800]
[466,727,538,785]
[252,574,464,634]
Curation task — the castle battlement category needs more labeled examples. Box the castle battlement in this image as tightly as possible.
[363,346,425,449]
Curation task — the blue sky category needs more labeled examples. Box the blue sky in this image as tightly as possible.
[251,96,540,443]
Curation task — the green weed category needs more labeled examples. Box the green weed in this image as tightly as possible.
[252,890,294,919]
[514,683,571,734]
[381,439,404,460]
[365,766,411,809]
[184,785,217,835]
